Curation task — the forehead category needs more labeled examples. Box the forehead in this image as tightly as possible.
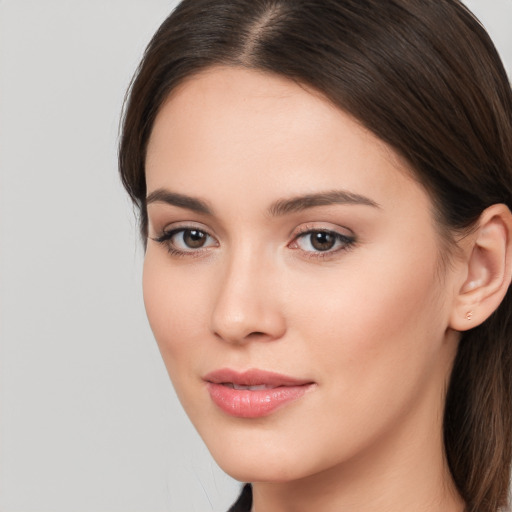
[145,66,428,216]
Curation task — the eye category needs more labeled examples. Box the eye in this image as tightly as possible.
[175,229,210,249]
[153,227,218,254]
[291,229,355,255]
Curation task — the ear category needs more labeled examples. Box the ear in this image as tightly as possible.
[450,204,512,331]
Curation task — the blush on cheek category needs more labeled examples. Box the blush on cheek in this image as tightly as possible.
[143,261,209,365]
[309,250,443,374]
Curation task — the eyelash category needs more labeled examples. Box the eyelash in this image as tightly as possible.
[152,226,356,260]
[152,227,218,258]
[290,227,356,259]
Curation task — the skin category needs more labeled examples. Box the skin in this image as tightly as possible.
[143,66,468,512]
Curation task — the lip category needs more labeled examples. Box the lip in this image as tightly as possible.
[203,368,316,418]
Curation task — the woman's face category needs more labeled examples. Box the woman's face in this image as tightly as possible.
[144,67,461,483]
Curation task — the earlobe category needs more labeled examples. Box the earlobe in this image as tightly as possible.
[450,204,512,332]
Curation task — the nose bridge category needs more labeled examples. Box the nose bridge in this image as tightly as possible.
[210,243,285,343]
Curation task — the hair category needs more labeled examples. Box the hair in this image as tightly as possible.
[118,1,512,510]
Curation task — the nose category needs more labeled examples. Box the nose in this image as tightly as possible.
[210,251,287,344]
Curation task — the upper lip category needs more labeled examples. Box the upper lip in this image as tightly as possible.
[203,368,314,387]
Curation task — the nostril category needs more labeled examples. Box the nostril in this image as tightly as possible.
[210,292,287,343]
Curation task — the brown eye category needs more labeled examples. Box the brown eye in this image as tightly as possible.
[310,232,336,251]
[154,227,218,254]
[292,229,355,255]
[182,229,208,248]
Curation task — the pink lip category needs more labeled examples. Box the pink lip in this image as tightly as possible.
[204,369,315,418]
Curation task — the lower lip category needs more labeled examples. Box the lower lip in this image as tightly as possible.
[206,382,314,418]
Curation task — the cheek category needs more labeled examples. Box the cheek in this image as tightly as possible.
[271,246,451,467]
[142,253,218,426]
[293,240,448,398]
[142,252,209,371]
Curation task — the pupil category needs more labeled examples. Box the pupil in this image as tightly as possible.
[311,232,335,251]
[184,230,206,248]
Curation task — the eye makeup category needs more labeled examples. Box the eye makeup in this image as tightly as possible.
[151,222,356,261]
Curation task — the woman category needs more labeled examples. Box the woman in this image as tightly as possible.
[119,1,512,511]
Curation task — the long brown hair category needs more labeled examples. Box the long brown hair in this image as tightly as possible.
[119,1,512,510]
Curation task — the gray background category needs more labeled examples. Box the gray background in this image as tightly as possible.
[0,1,510,511]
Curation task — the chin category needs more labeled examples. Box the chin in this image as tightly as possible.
[200,429,323,484]
[215,456,307,484]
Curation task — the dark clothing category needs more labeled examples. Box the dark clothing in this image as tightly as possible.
[227,484,253,512]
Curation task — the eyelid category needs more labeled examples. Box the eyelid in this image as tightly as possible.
[290,222,355,240]
[288,223,356,257]
[158,227,217,245]
[151,222,219,256]
[150,219,212,235]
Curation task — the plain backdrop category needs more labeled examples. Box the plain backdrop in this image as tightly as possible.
[0,1,511,511]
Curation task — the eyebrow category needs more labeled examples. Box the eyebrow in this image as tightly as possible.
[268,190,380,216]
[146,189,213,215]
[145,188,379,216]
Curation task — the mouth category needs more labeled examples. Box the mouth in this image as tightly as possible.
[223,383,277,391]
[203,369,316,418]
